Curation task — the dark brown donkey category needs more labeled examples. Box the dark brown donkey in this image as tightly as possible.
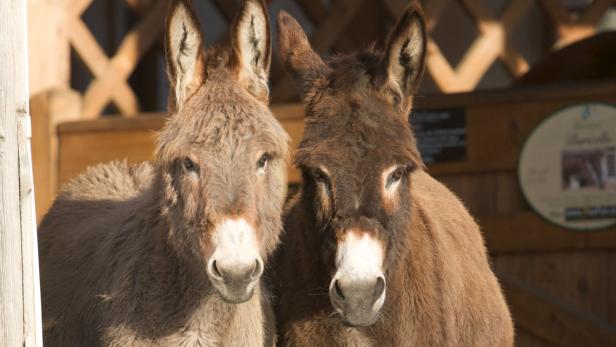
[38,0,288,345]
[273,2,514,346]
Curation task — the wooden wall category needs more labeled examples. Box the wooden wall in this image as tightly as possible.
[419,82,616,346]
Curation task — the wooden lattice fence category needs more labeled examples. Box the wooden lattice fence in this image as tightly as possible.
[31,0,614,119]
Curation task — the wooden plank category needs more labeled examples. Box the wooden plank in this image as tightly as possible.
[437,173,499,216]
[31,89,82,221]
[17,88,42,347]
[414,80,616,109]
[533,252,610,321]
[500,275,616,346]
[496,251,611,333]
[27,0,70,94]
[0,0,42,344]
[492,254,547,347]
[0,13,25,347]
[493,171,525,215]
[482,212,616,253]
[58,127,158,186]
[58,114,166,133]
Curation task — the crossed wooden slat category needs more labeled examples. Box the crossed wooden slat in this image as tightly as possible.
[271,0,368,101]
[384,0,533,93]
[211,0,366,102]
[67,0,614,117]
[66,0,167,118]
[392,0,614,93]
[539,0,615,48]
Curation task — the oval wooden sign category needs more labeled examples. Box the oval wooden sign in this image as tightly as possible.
[519,103,616,231]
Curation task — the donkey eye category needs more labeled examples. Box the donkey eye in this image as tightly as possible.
[257,153,270,171]
[182,158,199,173]
[313,169,330,185]
[387,167,406,187]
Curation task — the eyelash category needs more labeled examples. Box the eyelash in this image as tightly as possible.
[387,166,409,188]
[312,168,330,187]
[257,153,271,171]
[183,157,199,174]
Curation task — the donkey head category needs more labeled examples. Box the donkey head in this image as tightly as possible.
[157,0,288,304]
[278,2,426,326]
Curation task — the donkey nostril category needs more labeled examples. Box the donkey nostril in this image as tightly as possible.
[334,280,346,301]
[212,260,223,278]
[374,276,386,300]
[251,258,264,279]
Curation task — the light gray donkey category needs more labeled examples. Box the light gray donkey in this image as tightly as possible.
[38,0,288,345]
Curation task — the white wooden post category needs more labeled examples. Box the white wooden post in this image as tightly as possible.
[0,0,43,346]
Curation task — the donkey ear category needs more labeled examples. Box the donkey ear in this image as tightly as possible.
[380,2,426,111]
[277,11,329,100]
[165,0,206,112]
[230,0,272,101]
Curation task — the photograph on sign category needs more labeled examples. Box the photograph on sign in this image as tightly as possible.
[519,103,616,230]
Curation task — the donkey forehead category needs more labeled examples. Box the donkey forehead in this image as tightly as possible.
[299,112,417,170]
[162,88,287,154]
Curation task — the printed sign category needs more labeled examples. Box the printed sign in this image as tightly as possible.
[410,108,467,164]
[519,103,616,230]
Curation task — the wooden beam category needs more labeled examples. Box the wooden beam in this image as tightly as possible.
[500,275,616,346]
[27,0,70,95]
[30,89,82,222]
[0,0,43,345]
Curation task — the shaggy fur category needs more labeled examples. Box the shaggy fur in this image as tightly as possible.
[38,1,288,346]
[273,3,514,346]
